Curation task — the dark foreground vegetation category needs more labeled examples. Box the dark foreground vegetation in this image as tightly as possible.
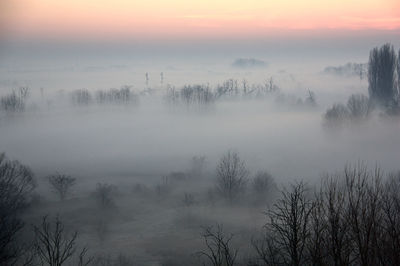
[1,150,400,266]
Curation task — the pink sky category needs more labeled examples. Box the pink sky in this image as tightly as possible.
[2,0,400,41]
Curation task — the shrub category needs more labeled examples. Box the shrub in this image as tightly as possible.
[48,173,76,201]
[216,151,249,203]
[346,94,371,120]
[324,103,349,127]
[93,183,117,209]
[0,87,29,112]
[252,171,277,200]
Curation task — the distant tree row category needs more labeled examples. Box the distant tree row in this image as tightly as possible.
[71,86,137,106]
[166,78,318,110]
[0,87,29,112]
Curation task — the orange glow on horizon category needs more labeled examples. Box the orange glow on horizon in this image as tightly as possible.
[4,0,400,40]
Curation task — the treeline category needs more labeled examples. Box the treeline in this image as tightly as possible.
[164,78,280,107]
[325,43,400,127]
[0,87,29,112]
[70,86,138,106]
[1,78,317,115]
[0,86,138,114]
[165,78,316,109]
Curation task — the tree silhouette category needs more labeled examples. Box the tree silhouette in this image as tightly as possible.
[368,43,397,107]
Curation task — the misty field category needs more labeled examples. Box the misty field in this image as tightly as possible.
[1,42,400,266]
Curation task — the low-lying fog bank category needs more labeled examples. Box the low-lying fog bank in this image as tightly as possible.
[1,43,399,265]
[1,88,399,185]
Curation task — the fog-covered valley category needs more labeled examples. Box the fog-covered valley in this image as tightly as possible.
[1,39,400,265]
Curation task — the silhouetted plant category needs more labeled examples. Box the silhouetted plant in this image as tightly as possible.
[368,43,398,107]
[71,89,91,106]
[381,171,400,265]
[265,182,313,266]
[95,86,136,105]
[216,151,249,203]
[346,94,371,120]
[251,231,283,266]
[197,224,238,266]
[48,173,76,201]
[252,171,277,204]
[33,215,92,266]
[324,103,349,128]
[0,87,29,112]
[252,171,276,196]
[93,183,117,209]
[0,153,35,265]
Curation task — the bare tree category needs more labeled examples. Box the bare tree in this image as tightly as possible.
[252,171,277,204]
[252,171,276,196]
[197,224,238,266]
[344,163,384,265]
[398,49,400,100]
[254,165,400,266]
[0,89,27,112]
[265,182,313,266]
[380,172,400,265]
[216,151,249,203]
[71,89,91,106]
[305,190,326,266]
[316,176,352,266]
[48,174,76,201]
[93,183,117,209]
[347,94,370,120]
[251,231,283,266]
[324,103,349,128]
[33,215,92,266]
[368,43,398,107]
[0,153,36,265]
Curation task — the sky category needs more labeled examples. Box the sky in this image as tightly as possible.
[1,0,400,41]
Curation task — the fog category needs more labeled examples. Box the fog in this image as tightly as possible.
[1,39,399,179]
[1,95,399,182]
[1,37,400,265]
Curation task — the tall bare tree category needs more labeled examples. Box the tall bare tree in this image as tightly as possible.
[265,182,313,266]
[319,176,352,266]
[0,153,35,265]
[344,164,384,265]
[216,151,249,203]
[380,172,400,265]
[398,49,400,102]
[368,43,397,106]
